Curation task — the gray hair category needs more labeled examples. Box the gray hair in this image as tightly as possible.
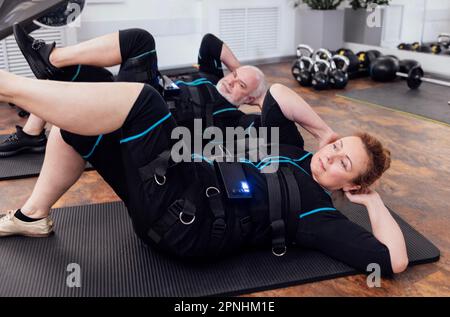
[241,65,268,99]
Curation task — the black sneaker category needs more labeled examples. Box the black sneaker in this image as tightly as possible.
[0,126,47,157]
[13,23,61,80]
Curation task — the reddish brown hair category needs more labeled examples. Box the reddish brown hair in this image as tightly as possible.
[352,132,391,194]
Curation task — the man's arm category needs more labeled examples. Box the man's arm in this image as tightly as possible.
[220,43,241,73]
[346,190,409,274]
[269,83,338,148]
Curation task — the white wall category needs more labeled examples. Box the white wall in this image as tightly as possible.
[422,0,450,42]
[78,0,203,69]
[203,0,297,62]
[73,0,296,69]
[386,0,427,45]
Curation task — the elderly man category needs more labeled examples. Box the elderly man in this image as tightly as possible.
[0,25,267,157]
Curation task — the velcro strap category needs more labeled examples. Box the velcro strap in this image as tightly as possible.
[208,192,225,219]
[182,199,196,218]
[211,218,227,239]
[205,165,227,251]
[264,173,286,254]
[280,168,302,243]
[147,200,182,244]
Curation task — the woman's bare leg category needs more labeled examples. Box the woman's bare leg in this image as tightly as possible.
[0,70,143,136]
[21,127,86,219]
[22,114,47,136]
[50,33,121,68]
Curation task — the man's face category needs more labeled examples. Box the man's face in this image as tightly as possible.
[216,67,260,106]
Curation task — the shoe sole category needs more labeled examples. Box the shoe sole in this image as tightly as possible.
[23,231,54,238]
[0,231,54,238]
[13,25,49,80]
[0,146,46,158]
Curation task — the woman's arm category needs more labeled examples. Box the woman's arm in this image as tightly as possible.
[346,190,409,274]
[269,84,338,148]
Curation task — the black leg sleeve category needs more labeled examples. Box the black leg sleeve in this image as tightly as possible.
[119,28,157,61]
[117,28,160,89]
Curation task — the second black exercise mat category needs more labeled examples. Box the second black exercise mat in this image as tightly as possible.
[0,134,93,180]
[339,81,450,125]
[0,201,439,297]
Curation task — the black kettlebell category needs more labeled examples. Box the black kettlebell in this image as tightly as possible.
[297,44,314,58]
[329,55,349,89]
[298,56,314,87]
[292,60,302,79]
[313,48,333,63]
[337,48,359,74]
[398,43,412,50]
[312,60,330,91]
[292,44,314,84]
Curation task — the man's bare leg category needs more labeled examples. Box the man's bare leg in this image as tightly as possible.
[50,33,122,68]
[20,127,85,219]
[14,32,123,138]
[0,70,143,135]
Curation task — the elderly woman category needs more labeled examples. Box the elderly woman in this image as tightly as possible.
[0,61,408,277]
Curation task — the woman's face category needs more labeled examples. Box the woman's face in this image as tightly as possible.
[311,137,370,192]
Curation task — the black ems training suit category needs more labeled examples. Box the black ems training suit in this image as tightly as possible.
[59,29,394,277]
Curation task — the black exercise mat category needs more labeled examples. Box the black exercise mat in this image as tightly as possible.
[0,201,439,297]
[0,135,93,180]
[339,81,450,125]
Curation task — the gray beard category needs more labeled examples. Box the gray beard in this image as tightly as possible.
[216,81,240,106]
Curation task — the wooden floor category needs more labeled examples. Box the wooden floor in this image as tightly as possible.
[0,62,449,297]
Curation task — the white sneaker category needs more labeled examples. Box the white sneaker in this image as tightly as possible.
[0,210,53,238]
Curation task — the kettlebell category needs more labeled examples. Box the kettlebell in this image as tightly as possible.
[297,44,314,58]
[313,48,333,62]
[298,56,314,87]
[312,60,331,91]
[292,59,302,79]
[329,55,350,89]
[292,44,314,84]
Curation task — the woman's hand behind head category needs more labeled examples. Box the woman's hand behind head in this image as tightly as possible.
[345,189,381,207]
[319,131,340,150]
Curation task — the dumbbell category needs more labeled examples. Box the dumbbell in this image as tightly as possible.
[420,43,442,54]
[371,57,450,89]
[398,43,413,51]
[397,66,450,89]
